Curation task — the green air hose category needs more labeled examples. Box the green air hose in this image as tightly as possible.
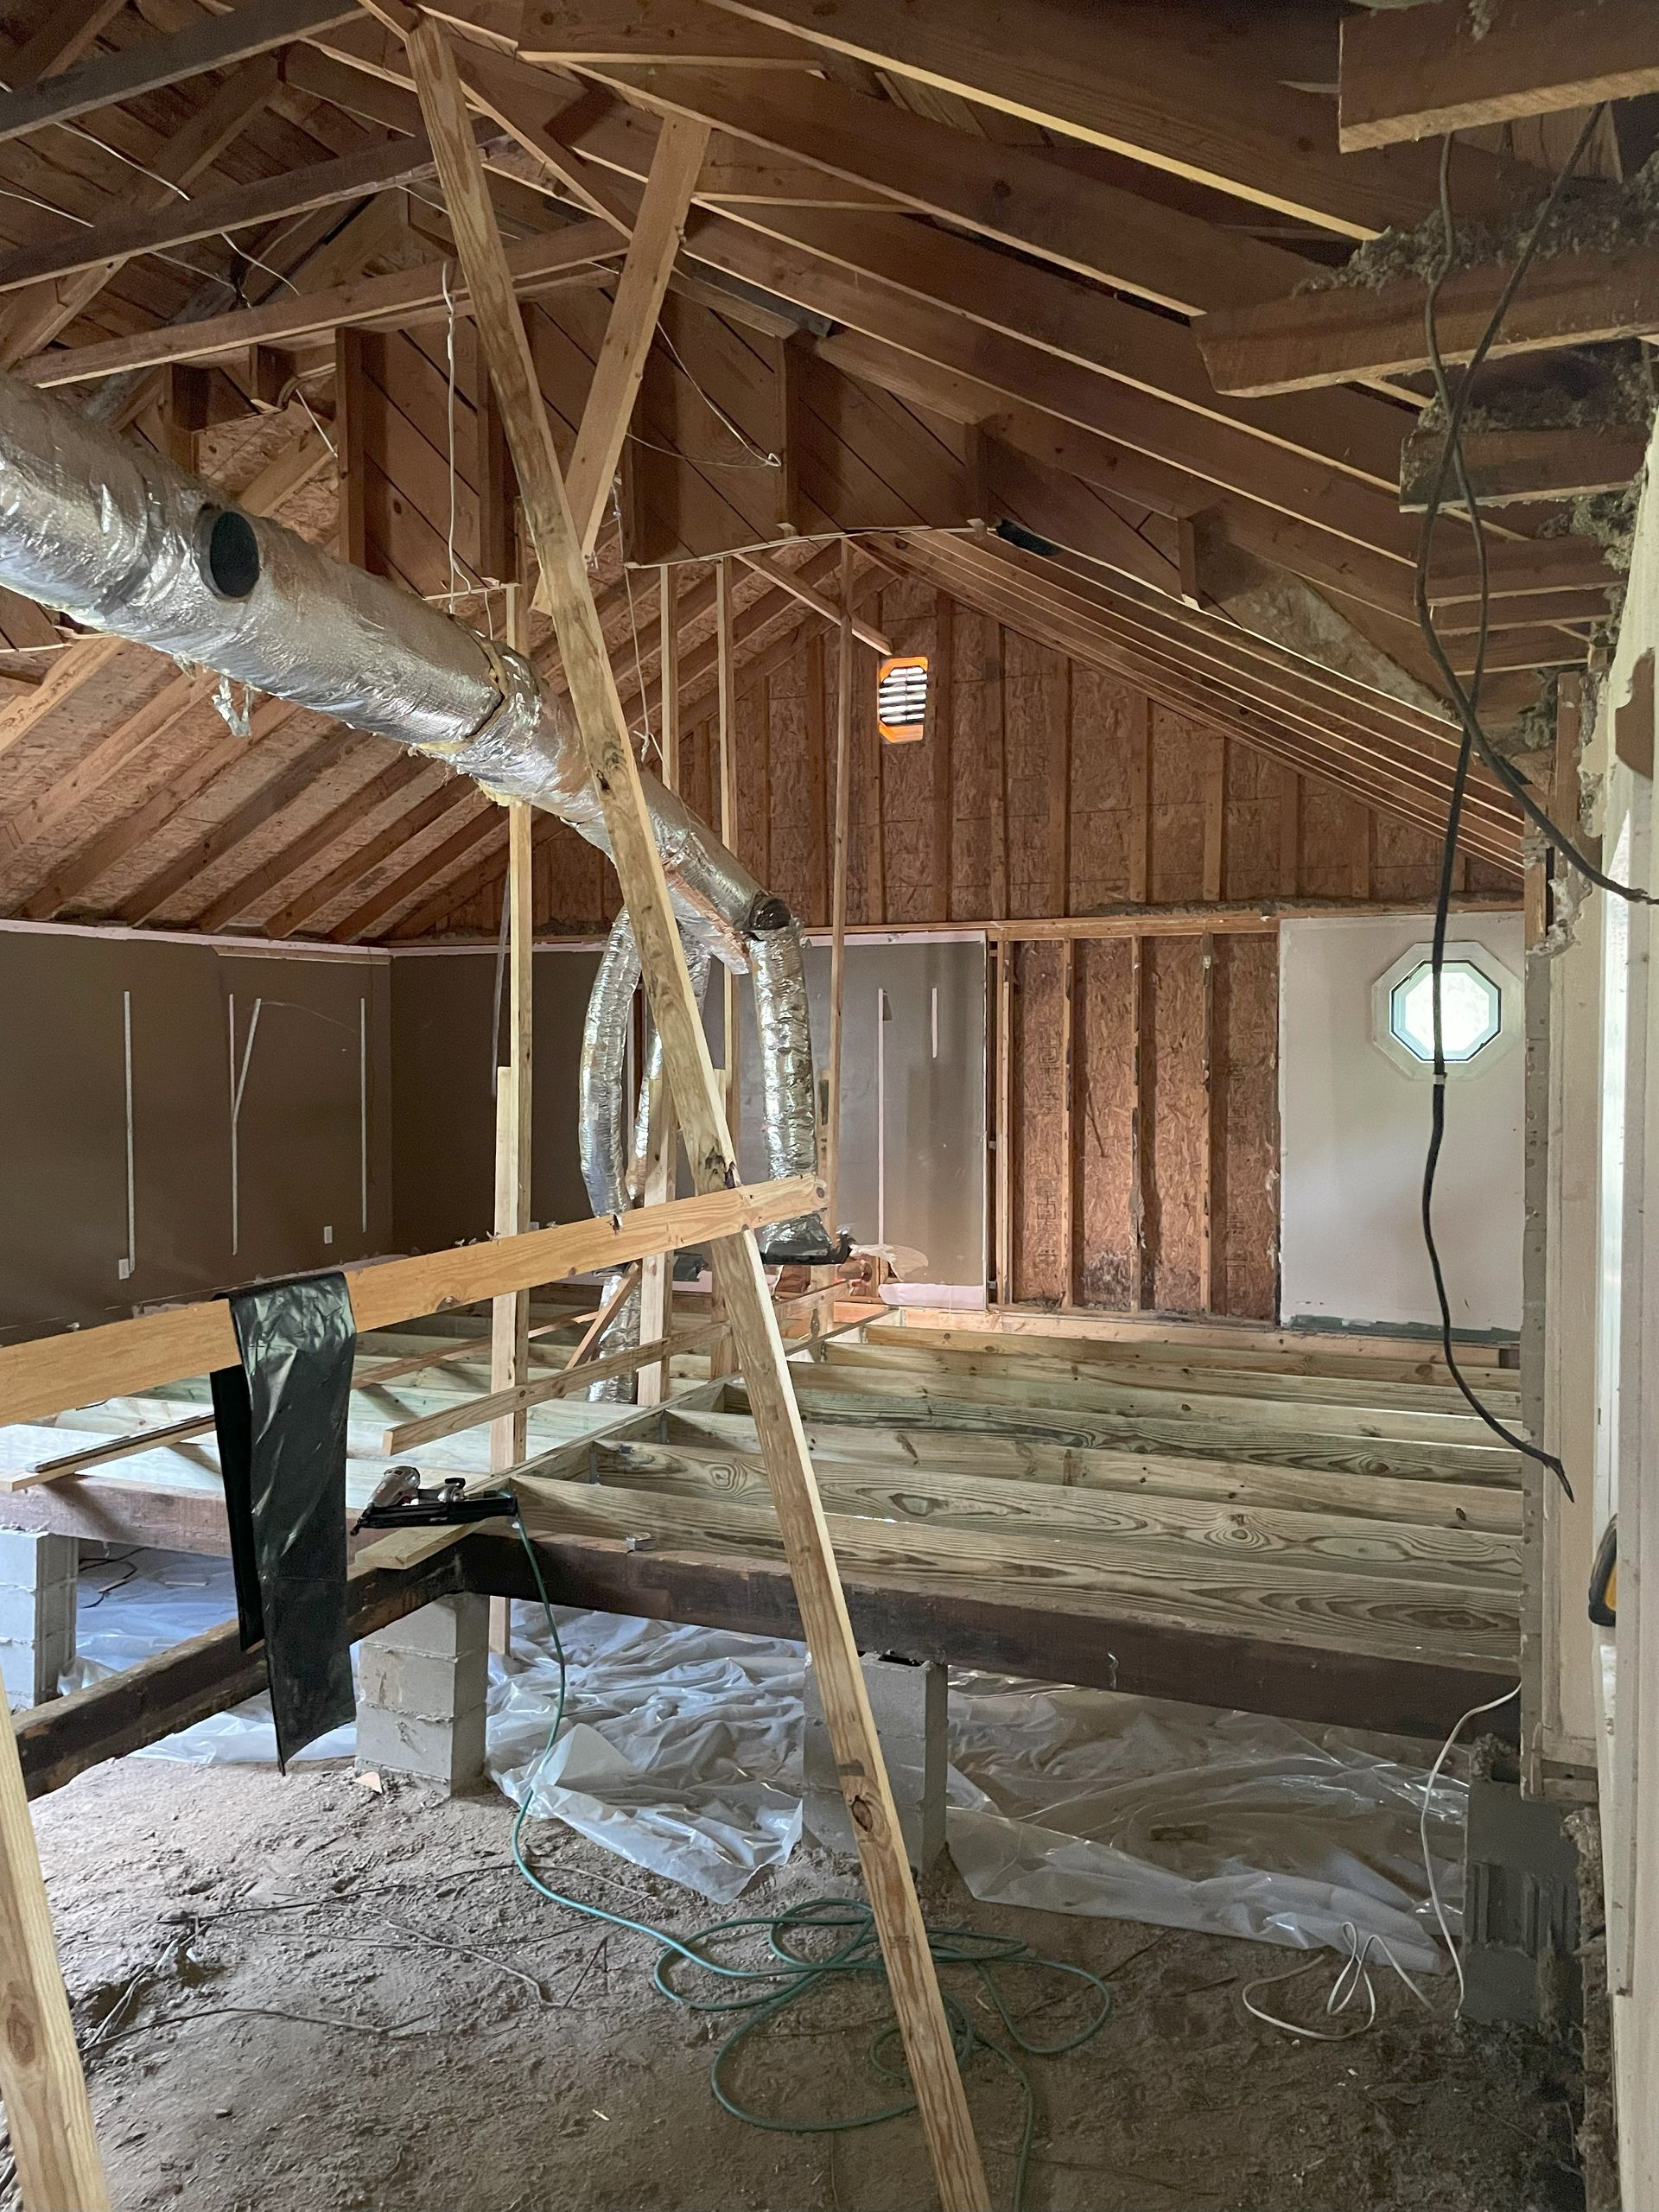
[507,1520,1114,2211]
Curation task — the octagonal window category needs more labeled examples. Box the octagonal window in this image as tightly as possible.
[1389,957,1502,1065]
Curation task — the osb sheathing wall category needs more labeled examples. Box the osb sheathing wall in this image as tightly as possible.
[423,574,1517,1324]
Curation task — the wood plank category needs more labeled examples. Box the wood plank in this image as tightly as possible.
[565,110,710,556]
[3,0,128,83]
[1338,0,1659,149]
[472,1522,1520,1740]
[490,778,535,1503]
[877,1308,1516,1371]
[0,0,359,145]
[518,0,817,67]
[736,548,891,653]
[515,1475,1519,1667]
[668,1408,1524,1534]
[0,1675,110,2210]
[117,728,354,925]
[814,1343,1499,1444]
[582,56,1325,315]
[702,0,1535,238]
[734,1377,1518,1489]
[0,57,279,367]
[0,130,441,301]
[1398,425,1649,512]
[594,1436,1521,1586]
[857,1331,1519,1414]
[823,537,852,1236]
[384,1313,727,1452]
[19,216,622,384]
[1199,244,1659,397]
[0,1178,817,1427]
[403,25,987,2205]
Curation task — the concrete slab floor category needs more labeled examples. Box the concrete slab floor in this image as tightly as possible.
[23,1760,1583,2212]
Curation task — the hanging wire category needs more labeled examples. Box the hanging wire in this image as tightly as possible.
[442,259,462,613]
[654,322,781,469]
[1411,107,1646,1501]
[611,481,657,763]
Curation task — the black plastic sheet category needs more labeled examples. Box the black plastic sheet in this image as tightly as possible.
[210,1274,356,1768]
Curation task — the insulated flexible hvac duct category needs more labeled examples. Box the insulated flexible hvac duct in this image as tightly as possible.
[0,368,833,1261]
[579,919,712,1400]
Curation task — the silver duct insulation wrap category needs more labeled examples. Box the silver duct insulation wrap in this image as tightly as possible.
[0,366,836,1300]
[747,905,822,1249]
[0,369,757,958]
[578,900,835,1398]
[578,918,712,1402]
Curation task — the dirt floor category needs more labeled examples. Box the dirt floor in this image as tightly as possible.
[16,1756,1584,2212]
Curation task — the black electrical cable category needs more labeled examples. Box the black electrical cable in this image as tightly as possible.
[1411,111,1628,1503]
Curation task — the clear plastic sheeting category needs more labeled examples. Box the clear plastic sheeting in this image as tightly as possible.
[66,1553,1465,1965]
[489,1610,804,1904]
[65,1551,354,1766]
[944,1675,1463,1976]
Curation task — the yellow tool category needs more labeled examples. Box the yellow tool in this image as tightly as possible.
[1589,1517,1618,1627]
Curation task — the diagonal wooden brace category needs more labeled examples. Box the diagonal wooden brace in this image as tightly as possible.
[404,20,990,2207]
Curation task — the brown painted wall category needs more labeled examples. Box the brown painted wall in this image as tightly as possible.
[0,931,393,1344]
[388,948,601,1257]
[391,938,987,1290]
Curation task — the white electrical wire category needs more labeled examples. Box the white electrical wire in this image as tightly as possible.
[1242,1922,1434,2043]
[1421,1682,1522,2009]
[1244,1680,1521,2042]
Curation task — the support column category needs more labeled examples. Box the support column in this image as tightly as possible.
[0,1529,76,1710]
[354,1592,488,1794]
[803,1656,948,1872]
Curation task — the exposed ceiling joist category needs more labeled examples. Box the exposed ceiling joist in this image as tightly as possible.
[0,0,359,146]
[17,217,622,380]
[700,0,1541,237]
[1338,0,1659,149]
[1198,243,1659,396]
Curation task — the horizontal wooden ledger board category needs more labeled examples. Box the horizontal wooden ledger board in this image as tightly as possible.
[0,1177,820,1427]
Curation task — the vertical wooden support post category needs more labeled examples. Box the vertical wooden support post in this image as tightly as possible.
[931,592,954,925]
[805,631,829,927]
[490,582,534,1655]
[773,330,806,540]
[715,555,740,1168]
[1197,733,1224,1317]
[403,30,991,2199]
[1048,659,1071,917]
[989,622,1008,922]
[824,539,854,1241]
[1198,933,1215,1315]
[162,363,210,472]
[1128,695,1150,906]
[1129,933,1147,1310]
[995,933,1014,1306]
[0,1703,110,2211]
[1059,935,1075,1309]
[1278,766,1301,893]
[334,327,369,570]
[638,563,681,1407]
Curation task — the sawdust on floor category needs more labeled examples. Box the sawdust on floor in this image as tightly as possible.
[22,1759,1582,2212]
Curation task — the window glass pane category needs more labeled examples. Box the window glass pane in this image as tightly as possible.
[1389,959,1500,1064]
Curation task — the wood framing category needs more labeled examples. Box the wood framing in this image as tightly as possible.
[0,1179,817,1428]
[1198,245,1659,397]
[1338,0,1659,148]
[0,1704,109,2208]
[404,22,989,2200]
